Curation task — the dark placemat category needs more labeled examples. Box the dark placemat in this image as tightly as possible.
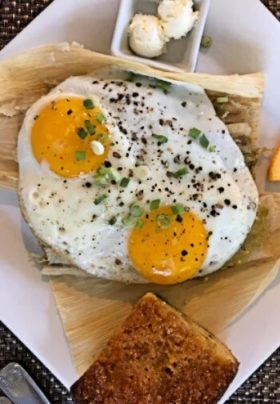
[0,321,72,403]
[0,1,280,403]
[0,0,279,49]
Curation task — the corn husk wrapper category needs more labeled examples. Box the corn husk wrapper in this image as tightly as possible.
[0,43,263,188]
[49,192,280,376]
[0,43,279,377]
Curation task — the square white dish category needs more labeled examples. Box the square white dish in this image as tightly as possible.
[0,0,279,403]
[111,0,211,72]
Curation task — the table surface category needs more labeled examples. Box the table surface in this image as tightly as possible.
[0,1,279,402]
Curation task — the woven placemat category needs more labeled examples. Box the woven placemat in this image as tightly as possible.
[0,1,279,403]
[0,0,279,49]
[0,321,72,403]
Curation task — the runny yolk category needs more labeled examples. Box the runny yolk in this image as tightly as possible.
[128,206,208,285]
[31,97,110,178]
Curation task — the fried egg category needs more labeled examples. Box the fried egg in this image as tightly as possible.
[18,70,259,284]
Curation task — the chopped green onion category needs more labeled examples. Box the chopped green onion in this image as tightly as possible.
[156,214,171,229]
[95,112,106,124]
[120,177,130,188]
[188,128,202,139]
[85,120,96,135]
[208,145,216,152]
[83,99,94,109]
[94,193,108,205]
[171,203,185,215]
[152,133,168,145]
[199,134,210,149]
[150,199,160,211]
[109,168,119,181]
[77,127,88,139]
[216,96,229,104]
[135,219,144,229]
[155,79,171,92]
[98,166,110,176]
[172,167,188,179]
[108,167,121,182]
[93,166,120,186]
[75,151,86,161]
[130,204,144,218]
[108,216,117,225]
[93,167,110,186]
[188,128,215,153]
[122,215,133,226]
[201,35,213,49]
[94,175,109,186]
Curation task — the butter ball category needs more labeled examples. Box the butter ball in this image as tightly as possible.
[128,14,166,58]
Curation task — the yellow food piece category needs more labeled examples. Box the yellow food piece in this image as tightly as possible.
[128,206,208,285]
[31,98,110,178]
[268,145,280,181]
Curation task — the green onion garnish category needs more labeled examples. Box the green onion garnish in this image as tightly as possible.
[75,151,86,161]
[93,167,110,186]
[156,214,171,229]
[188,128,215,152]
[94,193,108,205]
[94,175,108,186]
[120,177,130,188]
[97,166,110,176]
[122,215,133,226]
[155,79,171,92]
[171,203,185,215]
[109,167,121,182]
[199,134,210,149]
[172,167,188,179]
[83,99,94,109]
[93,166,120,186]
[130,204,144,218]
[77,127,88,139]
[152,133,168,145]
[135,219,144,229]
[95,112,106,124]
[150,199,160,211]
[108,216,117,225]
[208,145,216,152]
[85,120,96,135]
[188,128,202,139]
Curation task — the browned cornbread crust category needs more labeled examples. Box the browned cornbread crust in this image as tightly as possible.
[71,293,239,404]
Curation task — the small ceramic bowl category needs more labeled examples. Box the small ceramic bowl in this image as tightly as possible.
[111,0,211,72]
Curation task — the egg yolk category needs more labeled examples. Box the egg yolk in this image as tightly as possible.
[128,206,208,285]
[31,98,110,177]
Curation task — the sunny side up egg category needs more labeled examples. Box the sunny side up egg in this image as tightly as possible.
[18,70,259,285]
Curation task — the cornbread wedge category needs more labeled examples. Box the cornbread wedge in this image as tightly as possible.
[71,293,238,404]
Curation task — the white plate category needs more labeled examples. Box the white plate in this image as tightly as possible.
[0,0,279,402]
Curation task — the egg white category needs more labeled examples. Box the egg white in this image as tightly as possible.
[18,71,259,283]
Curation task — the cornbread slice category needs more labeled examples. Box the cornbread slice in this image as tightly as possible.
[71,293,239,404]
